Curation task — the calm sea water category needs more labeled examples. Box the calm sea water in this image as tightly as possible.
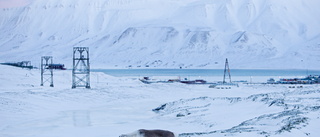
[92,69,320,77]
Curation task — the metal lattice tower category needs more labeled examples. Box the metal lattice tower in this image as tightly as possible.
[72,47,90,89]
[40,56,54,87]
[223,58,232,83]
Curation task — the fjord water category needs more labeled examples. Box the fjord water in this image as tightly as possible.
[93,69,320,77]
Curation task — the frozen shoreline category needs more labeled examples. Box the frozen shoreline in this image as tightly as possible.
[1,65,320,137]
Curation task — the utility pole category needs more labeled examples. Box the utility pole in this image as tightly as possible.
[223,58,232,83]
[40,56,54,87]
[72,47,90,89]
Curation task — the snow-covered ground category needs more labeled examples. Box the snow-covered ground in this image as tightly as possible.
[1,0,320,136]
[1,65,320,137]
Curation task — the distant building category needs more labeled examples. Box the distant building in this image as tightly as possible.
[277,75,320,84]
[0,61,33,69]
[47,64,66,70]
[267,78,276,84]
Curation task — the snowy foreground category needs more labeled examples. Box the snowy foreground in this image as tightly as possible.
[1,65,320,137]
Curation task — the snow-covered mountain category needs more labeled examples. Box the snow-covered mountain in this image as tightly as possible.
[1,0,320,69]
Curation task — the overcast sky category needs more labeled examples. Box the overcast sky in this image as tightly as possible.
[0,0,32,8]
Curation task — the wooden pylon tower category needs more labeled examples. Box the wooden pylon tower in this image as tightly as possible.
[40,56,54,87]
[223,58,232,83]
[72,47,90,89]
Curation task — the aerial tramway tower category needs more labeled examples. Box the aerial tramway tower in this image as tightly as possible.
[72,47,90,89]
[223,58,232,83]
[40,56,54,87]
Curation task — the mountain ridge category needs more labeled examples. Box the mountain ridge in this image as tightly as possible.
[0,0,319,69]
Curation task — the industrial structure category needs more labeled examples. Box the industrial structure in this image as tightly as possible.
[72,47,90,89]
[267,75,320,84]
[223,58,232,83]
[47,64,66,70]
[0,61,33,69]
[40,56,54,87]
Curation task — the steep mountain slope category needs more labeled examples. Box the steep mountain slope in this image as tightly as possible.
[0,0,319,69]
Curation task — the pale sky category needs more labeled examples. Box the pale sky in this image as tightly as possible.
[0,0,32,8]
